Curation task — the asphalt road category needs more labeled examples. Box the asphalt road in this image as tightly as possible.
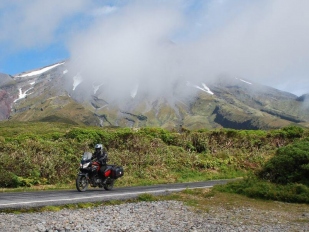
[0,180,230,210]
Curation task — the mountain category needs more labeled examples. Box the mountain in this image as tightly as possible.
[1,61,309,130]
[0,73,15,120]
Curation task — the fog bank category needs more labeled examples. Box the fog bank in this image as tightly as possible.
[68,0,309,101]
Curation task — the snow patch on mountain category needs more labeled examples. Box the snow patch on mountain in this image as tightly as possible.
[130,84,139,98]
[235,77,252,85]
[16,62,65,78]
[93,82,104,94]
[73,74,83,91]
[14,87,33,102]
[186,82,214,95]
[201,83,214,95]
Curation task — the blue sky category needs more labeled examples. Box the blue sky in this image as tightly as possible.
[0,0,309,95]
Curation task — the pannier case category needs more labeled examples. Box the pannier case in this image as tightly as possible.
[112,166,124,179]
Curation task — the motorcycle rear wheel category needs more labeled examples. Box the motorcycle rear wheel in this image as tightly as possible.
[76,175,89,192]
[103,178,114,191]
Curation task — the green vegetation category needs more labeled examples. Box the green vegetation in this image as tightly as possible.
[137,193,158,202]
[214,176,309,203]
[0,122,308,204]
[258,139,309,185]
[215,137,309,203]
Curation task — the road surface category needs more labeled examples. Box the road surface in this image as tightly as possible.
[0,180,230,210]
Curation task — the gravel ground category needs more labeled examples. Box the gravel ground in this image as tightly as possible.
[0,201,308,232]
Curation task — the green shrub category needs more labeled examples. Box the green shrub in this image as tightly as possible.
[258,140,309,185]
[0,171,19,187]
[138,127,176,145]
[270,126,304,139]
[282,126,304,138]
[215,176,309,203]
[191,132,208,153]
[65,128,101,142]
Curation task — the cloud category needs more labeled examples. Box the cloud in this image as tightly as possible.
[1,0,308,98]
[0,0,89,50]
[68,2,186,103]
[67,0,309,99]
[91,6,118,17]
[192,0,309,95]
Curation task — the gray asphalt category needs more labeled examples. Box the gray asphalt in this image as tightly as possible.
[0,180,230,210]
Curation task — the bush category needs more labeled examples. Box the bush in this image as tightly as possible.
[65,128,101,142]
[282,126,304,138]
[191,132,208,153]
[215,176,309,203]
[0,171,19,187]
[258,140,309,185]
[270,126,304,139]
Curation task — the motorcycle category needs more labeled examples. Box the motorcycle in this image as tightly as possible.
[76,152,124,192]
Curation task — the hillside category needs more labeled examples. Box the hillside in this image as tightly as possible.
[0,61,309,129]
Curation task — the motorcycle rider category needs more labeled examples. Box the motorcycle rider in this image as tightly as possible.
[92,144,108,182]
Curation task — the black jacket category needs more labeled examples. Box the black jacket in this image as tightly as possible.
[92,150,108,165]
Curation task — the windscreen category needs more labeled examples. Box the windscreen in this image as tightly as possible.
[82,152,92,160]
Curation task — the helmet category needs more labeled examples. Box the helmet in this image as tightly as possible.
[94,144,103,152]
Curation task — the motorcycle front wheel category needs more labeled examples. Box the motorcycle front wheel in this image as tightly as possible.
[103,178,114,191]
[76,175,89,192]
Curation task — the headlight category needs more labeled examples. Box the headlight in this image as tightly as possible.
[80,162,90,168]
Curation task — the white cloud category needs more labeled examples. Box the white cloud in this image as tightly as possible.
[68,2,185,102]
[67,0,309,99]
[0,0,89,49]
[91,6,118,17]
[1,0,309,97]
[190,0,309,95]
